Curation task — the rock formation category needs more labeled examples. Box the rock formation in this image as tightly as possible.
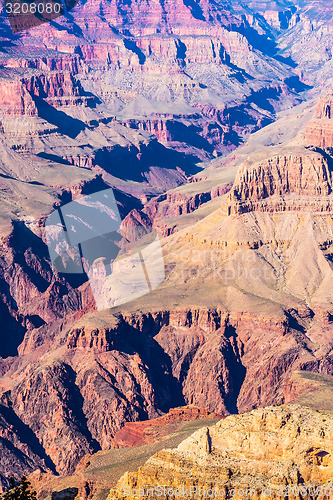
[304,88,333,149]
[108,405,333,500]
[110,406,218,448]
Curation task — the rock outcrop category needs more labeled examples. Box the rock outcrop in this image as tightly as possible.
[0,0,333,492]
[304,88,333,149]
[222,148,333,215]
[111,406,218,448]
[108,405,333,500]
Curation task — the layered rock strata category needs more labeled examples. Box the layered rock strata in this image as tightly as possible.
[108,405,333,500]
[304,88,333,149]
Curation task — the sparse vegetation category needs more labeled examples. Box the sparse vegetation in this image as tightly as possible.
[1,477,37,500]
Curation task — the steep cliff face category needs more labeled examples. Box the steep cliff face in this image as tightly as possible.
[0,217,94,359]
[0,64,88,116]
[283,372,333,418]
[120,181,233,238]
[0,300,331,486]
[0,79,38,116]
[111,406,218,448]
[0,402,53,490]
[108,405,333,500]
[223,148,333,215]
[304,88,333,149]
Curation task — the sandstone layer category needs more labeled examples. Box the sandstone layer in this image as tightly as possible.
[28,409,220,500]
[108,405,333,500]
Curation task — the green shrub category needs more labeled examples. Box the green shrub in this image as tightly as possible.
[1,477,37,500]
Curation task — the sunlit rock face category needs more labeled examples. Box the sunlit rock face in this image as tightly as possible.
[0,0,333,493]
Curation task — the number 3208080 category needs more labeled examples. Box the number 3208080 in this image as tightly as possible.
[5,2,61,14]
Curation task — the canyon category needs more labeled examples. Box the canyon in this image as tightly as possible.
[0,0,332,495]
